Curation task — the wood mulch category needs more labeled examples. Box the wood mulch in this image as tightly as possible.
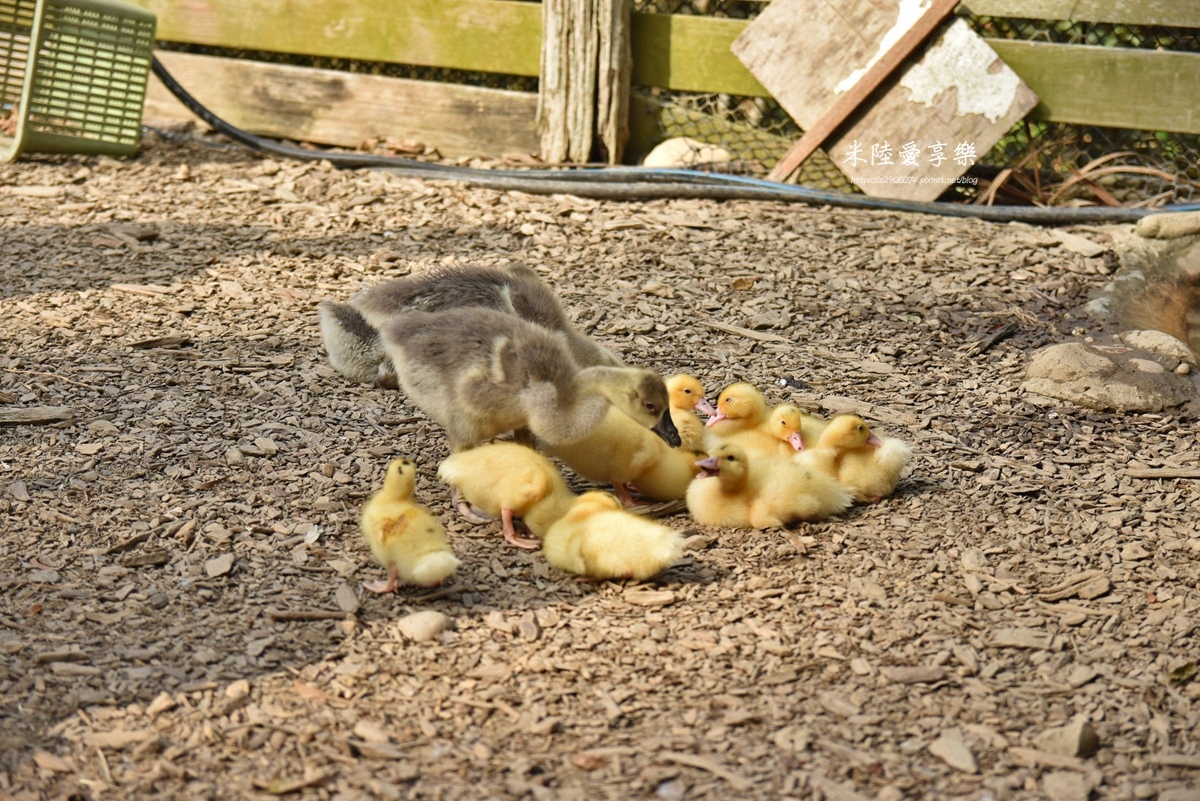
[1,134,1198,800]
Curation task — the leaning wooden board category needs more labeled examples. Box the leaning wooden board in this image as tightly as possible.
[732,0,1038,202]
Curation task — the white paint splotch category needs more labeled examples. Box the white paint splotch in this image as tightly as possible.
[899,19,1023,122]
[834,0,932,94]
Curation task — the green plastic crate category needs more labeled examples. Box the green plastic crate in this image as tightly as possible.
[0,0,155,162]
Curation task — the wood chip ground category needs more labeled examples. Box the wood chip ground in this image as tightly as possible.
[1,136,1198,800]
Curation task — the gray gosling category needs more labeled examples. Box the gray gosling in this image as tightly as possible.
[379,307,680,452]
[320,264,622,388]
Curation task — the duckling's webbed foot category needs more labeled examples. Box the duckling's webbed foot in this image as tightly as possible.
[451,487,494,524]
[613,482,646,507]
[501,508,541,550]
[364,566,399,594]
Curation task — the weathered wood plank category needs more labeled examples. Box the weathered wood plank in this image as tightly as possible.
[748,0,960,182]
[630,14,768,97]
[631,12,1199,136]
[144,51,539,159]
[989,41,1200,134]
[125,0,542,76]
[733,1,1037,201]
[962,0,1200,27]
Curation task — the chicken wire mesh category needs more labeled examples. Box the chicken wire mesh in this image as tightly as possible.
[633,0,1200,206]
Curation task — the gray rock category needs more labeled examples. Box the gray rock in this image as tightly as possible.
[1120,329,1198,366]
[1041,770,1096,801]
[1023,341,1195,412]
[1025,343,1116,382]
[1032,718,1100,758]
[1128,357,1166,374]
[1136,209,1200,239]
[1159,789,1200,801]
[395,610,450,642]
[928,729,978,773]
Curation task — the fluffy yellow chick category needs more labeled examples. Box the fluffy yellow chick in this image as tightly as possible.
[543,407,703,504]
[765,403,830,453]
[360,458,460,593]
[437,442,576,548]
[799,414,912,503]
[686,443,852,529]
[705,382,768,438]
[541,491,684,580]
[666,374,717,452]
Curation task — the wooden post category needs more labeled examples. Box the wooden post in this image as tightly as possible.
[596,0,631,164]
[538,0,630,164]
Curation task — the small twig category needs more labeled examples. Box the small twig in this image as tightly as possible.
[3,368,94,389]
[965,322,1018,357]
[698,320,790,344]
[266,609,350,621]
[410,584,466,603]
[105,531,153,555]
[625,499,688,519]
[1038,601,1110,618]
[660,752,753,791]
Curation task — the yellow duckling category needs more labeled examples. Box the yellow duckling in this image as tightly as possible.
[666,373,717,452]
[360,458,460,593]
[765,403,830,453]
[686,443,852,529]
[798,414,912,503]
[541,491,684,580]
[544,406,705,504]
[705,382,768,438]
[437,442,576,548]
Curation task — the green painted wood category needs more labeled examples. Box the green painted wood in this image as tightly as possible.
[962,0,1200,27]
[989,41,1200,134]
[126,0,1199,136]
[125,0,542,76]
[630,13,768,97]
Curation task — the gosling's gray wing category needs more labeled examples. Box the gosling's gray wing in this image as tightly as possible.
[355,266,519,326]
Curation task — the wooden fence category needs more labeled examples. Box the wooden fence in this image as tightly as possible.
[132,0,1200,164]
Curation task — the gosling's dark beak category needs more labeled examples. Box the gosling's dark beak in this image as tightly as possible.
[652,412,681,447]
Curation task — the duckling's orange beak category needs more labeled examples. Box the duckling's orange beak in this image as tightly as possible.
[867,433,883,448]
[695,397,717,416]
[704,408,727,428]
[695,455,720,478]
[653,411,682,447]
[787,432,805,451]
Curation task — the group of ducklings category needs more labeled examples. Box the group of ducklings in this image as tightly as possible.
[319,264,912,593]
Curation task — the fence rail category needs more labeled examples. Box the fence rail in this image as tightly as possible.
[129,0,1200,162]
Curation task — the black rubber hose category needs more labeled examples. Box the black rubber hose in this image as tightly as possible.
[150,56,1200,225]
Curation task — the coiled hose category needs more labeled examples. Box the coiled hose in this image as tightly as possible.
[150,56,1200,225]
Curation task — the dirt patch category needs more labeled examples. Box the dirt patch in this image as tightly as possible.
[2,136,1198,799]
